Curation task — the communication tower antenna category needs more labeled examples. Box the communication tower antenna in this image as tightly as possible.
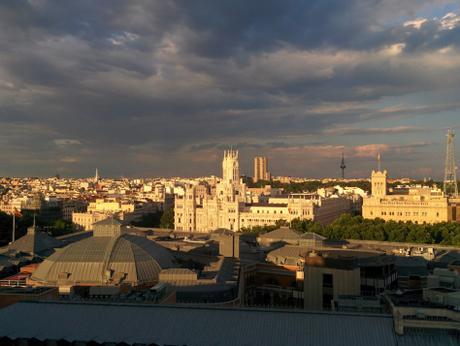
[340,152,346,179]
[377,152,381,172]
[444,128,458,196]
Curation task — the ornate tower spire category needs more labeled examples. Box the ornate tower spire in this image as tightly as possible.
[222,149,240,183]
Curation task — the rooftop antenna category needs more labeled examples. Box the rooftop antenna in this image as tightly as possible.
[340,152,346,179]
[444,128,458,196]
[377,152,382,172]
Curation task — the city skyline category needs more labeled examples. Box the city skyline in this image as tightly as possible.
[0,1,460,178]
[2,3,460,344]
[0,144,454,180]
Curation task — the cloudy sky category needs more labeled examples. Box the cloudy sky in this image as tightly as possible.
[1,0,459,179]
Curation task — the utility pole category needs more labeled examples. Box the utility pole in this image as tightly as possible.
[12,212,15,243]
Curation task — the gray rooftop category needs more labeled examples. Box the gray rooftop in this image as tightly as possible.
[0,301,440,346]
[31,233,175,286]
[267,245,308,263]
[395,256,429,277]
[8,227,63,255]
[258,227,302,240]
[300,232,326,241]
[93,217,123,227]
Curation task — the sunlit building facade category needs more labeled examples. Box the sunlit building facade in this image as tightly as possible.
[175,150,351,232]
[254,156,271,182]
[363,169,457,224]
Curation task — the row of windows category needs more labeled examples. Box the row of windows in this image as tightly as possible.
[379,201,431,206]
[289,210,312,215]
[253,209,284,214]
[369,211,439,217]
[242,219,276,224]
[250,209,312,216]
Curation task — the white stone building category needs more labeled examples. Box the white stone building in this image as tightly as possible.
[174,150,351,232]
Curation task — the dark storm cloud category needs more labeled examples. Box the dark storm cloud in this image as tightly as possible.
[0,0,459,177]
[169,0,434,56]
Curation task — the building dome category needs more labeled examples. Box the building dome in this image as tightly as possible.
[31,219,175,287]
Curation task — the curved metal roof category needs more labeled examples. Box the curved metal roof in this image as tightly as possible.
[31,233,175,287]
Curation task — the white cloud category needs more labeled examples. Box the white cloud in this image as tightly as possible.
[440,12,460,30]
[381,43,406,56]
[108,31,140,46]
[403,18,427,30]
[353,144,390,158]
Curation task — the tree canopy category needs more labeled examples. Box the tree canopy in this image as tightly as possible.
[130,209,175,229]
[243,178,372,193]
[242,214,460,246]
[160,208,175,229]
